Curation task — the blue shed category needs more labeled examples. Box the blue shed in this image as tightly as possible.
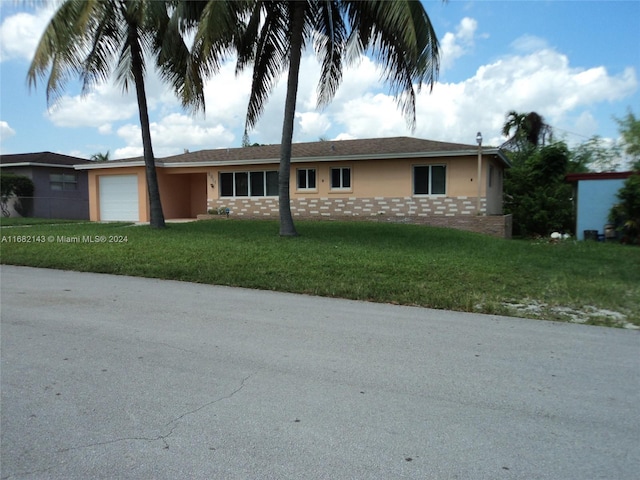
[566,171,634,240]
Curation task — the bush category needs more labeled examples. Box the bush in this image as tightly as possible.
[1,173,35,217]
[504,143,574,237]
[1,173,34,197]
[609,174,640,244]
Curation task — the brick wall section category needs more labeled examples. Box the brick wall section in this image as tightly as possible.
[205,196,512,238]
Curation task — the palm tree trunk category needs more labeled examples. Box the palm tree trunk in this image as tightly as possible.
[277,1,305,237]
[130,29,165,228]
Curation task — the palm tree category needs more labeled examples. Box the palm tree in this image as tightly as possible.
[188,0,440,236]
[502,111,527,141]
[90,151,110,162]
[27,0,198,228]
[502,110,551,151]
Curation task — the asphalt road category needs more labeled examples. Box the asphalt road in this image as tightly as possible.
[1,265,638,480]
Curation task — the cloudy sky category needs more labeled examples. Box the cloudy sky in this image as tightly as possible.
[0,1,638,160]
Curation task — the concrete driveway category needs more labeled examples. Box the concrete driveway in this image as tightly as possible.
[1,265,638,479]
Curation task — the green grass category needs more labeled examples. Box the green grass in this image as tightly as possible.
[0,217,88,226]
[1,219,639,327]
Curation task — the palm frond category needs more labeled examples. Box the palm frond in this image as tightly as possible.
[313,0,347,108]
[342,0,439,129]
[27,0,90,105]
[80,1,123,94]
[242,1,292,130]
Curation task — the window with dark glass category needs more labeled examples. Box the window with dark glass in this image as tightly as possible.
[297,168,316,190]
[266,171,278,196]
[220,170,278,197]
[413,165,446,195]
[50,173,77,191]
[330,167,351,189]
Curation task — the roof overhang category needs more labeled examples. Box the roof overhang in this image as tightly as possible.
[75,147,511,170]
[1,162,84,169]
[75,161,145,170]
[565,171,635,182]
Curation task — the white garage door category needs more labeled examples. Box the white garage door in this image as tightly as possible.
[99,175,139,221]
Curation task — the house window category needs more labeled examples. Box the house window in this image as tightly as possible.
[413,165,446,195]
[330,167,351,190]
[50,173,77,191]
[297,168,316,190]
[220,171,278,197]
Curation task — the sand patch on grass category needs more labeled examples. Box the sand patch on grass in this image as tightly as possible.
[502,300,638,329]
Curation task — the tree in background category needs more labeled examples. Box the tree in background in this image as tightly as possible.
[607,109,640,244]
[501,110,552,152]
[503,140,574,237]
[0,174,34,217]
[90,151,110,162]
[502,111,574,236]
[615,110,640,170]
[569,136,622,173]
[609,174,640,244]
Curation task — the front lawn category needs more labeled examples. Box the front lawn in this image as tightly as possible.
[1,219,638,327]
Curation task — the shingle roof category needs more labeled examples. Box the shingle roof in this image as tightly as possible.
[76,136,510,169]
[0,152,91,166]
[102,137,497,165]
[158,136,481,164]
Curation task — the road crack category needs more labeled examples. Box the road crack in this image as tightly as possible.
[53,371,256,455]
[165,371,255,428]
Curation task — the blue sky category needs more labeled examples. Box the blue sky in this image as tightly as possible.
[1,0,639,162]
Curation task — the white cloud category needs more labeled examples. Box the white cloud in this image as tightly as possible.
[98,124,113,135]
[573,111,599,138]
[511,35,549,53]
[316,46,637,148]
[113,113,235,159]
[0,6,56,62]
[46,84,139,128]
[440,17,478,72]
[295,111,331,138]
[0,120,16,141]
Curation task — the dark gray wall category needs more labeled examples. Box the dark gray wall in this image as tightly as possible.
[1,166,89,219]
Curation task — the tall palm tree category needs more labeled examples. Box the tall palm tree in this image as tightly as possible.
[189,0,440,236]
[27,0,198,228]
[502,110,551,151]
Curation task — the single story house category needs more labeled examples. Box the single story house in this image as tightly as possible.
[0,152,91,219]
[565,171,635,240]
[76,136,512,237]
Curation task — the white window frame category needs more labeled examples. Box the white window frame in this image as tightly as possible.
[330,167,351,191]
[413,164,446,196]
[219,170,278,197]
[296,168,317,191]
[50,173,78,191]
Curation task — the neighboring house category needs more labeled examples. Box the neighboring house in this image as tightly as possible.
[0,152,91,219]
[76,136,512,237]
[565,171,635,240]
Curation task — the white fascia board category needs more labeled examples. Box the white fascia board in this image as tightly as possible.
[1,162,84,169]
[160,150,491,168]
[76,148,510,170]
[74,161,146,170]
[162,159,278,167]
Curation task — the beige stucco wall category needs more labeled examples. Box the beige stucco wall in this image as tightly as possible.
[159,168,208,219]
[87,167,148,222]
[88,167,209,222]
[208,155,490,200]
[86,153,503,223]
